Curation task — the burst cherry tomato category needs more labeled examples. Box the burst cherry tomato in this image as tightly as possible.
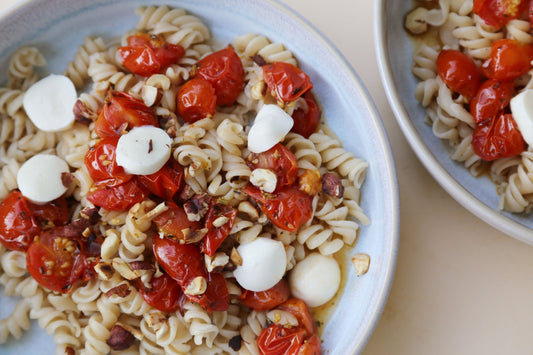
[470,79,515,124]
[480,39,533,81]
[243,185,313,232]
[28,196,70,230]
[0,190,40,251]
[152,202,202,240]
[247,143,298,189]
[177,77,217,123]
[138,273,183,313]
[473,0,527,29]
[472,112,526,161]
[185,272,229,313]
[137,160,184,200]
[201,203,237,257]
[87,179,146,211]
[257,324,307,355]
[263,62,313,103]
[94,91,157,138]
[85,137,132,187]
[291,92,321,138]
[298,335,322,355]
[277,298,317,336]
[194,46,244,106]
[118,33,185,77]
[240,279,291,311]
[436,49,480,99]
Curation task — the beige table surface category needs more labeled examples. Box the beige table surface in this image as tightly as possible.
[2,0,533,354]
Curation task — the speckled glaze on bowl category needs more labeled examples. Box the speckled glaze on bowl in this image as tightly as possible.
[0,0,399,353]
[375,0,533,244]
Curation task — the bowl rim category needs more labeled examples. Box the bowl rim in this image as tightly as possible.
[373,0,533,244]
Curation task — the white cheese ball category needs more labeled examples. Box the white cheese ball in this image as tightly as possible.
[247,104,293,153]
[234,237,287,292]
[510,89,533,147]
[289,253,341,307]
[17,154,70,204]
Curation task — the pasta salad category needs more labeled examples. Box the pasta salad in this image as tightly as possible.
[0,5,370,355]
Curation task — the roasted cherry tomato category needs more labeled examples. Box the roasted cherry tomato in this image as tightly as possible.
[470,79,515,124]
[472,112,526,161]
[0,190,40,251]
[263,62,313,103]
[240,279,291,311]
[28,196,70,230]
[137,160,184,200]
[436,49,480,99]
[87,179,146,211]
[177,77,217,123]
[194,46,244,106]
[277,298,317,336]
[118,33,185,77]
[26,225,99,293]
[201,203,237,257]
[298,334,322,355]
[247,143,298,189]
[480,39,533,81]
[94,91,157,138]
[185,272,229,313]
[473,0,527,29]
[244,185,313,232]
[138,272,183,313]
[291,92,321,138]
[257,324,307,355]
[85,137,132,187]
[152,202,202,240]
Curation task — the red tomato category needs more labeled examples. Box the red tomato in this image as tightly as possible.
[473,0,526,29]
[247,143,298,189]
[138,273,183,313]
[26,225,99,293]
[243,185,313,232]
[470,79,515,124]
[291,92,321,138]
[298,334,321,355]
[94,91,157,138]
[0,190,40,251]
[195,46,244,106]
[240,279,291,311]
[177,77,217,123]
[257,324,306,355]
[137,160,184,200]
[436,49,480,99]
[87,179,146,211]
[472,112,526,161]
[28,196,70,230]
[85,137,132,187]
[185,272,229,313]
[152,202,202,240]
[118,33,185,77]
[277,298,317,336]
[201,203,237,257]
[529,0,533,23]
[480,39,533,81]
[263,62,313,103]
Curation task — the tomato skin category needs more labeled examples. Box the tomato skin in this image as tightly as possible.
[94,91,157,138]
[297,334,321,355]
[138,273,183,313]
[240,279,291,311]
[201,203,237,257]
[185,272,229,313]
[177,77,217,123]
[277,298,317,337]
[291,92,321,138]
[118,33,185,77]
[472,112,526,161]
[263,62,313,103]
[247,143,299,189]
[28,196,70,230]
[85,137,132,187]
[436,49,480,99]
[243,185,313,232]
[152,202,202,240]
[87,179,146,211]
[0,190,40,251]
[481,39,533,81]
[473,0,526,29]
[470,79,515,124]
[195,46,244,106]
[137,160,184,200]
[257,324,306,355]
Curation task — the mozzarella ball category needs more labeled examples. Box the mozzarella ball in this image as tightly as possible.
[234,237,287,292]
[247,104,293,153]
[116,125,172,175]
[289,253,341,307]
[23,74,77,132]
[17,154,70,204]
